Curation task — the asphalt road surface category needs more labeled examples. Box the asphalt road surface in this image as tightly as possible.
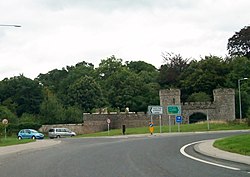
[0,131,249,177]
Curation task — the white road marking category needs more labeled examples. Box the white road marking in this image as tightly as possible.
[180,141,241,171]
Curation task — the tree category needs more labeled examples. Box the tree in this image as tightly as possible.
[126,60,159,84]
[56,61,95,105]
[66,76,105,112]
[187,92,212,102]
[40,88,65,124]
[105,68,159,112]
[159,52,190,87]
[40,87,83,124]
[179,56,229,101]
[0,106,17,124]
[96,55,124,80]
[36,68,68,93]
[126,61,157,74]
[225,56,250,87]
[227,26,250,58]
[0,75,43,117]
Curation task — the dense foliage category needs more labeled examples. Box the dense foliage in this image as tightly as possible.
[0,26,250,125]
[228,25,250,58]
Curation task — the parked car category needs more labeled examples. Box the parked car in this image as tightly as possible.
[18,129,44,140]
[48,128,76,139]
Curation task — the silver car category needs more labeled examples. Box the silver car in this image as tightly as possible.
[48,128,76,139]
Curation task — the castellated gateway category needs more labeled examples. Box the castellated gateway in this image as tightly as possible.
[40,88,236,134]
[159,88,235,122]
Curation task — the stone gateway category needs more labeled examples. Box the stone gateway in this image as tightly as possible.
[159,88,235,123]
[40,88,235,134]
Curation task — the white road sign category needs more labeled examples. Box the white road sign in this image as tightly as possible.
[148,106,163,115]
[107,118,111,124]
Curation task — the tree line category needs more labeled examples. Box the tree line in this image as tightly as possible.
[0,25,250,125]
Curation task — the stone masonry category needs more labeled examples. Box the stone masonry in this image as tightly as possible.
[40,88,235,134]
[159,88,235,123]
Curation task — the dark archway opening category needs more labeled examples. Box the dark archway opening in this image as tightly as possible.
[189,112,207,123]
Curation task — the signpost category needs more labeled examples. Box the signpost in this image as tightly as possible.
[107,119,111,135]
[2,119,8,140]
[167,105,181,133]
[148,106,163,133]
[207,110,210,130]
[176,116,182,132]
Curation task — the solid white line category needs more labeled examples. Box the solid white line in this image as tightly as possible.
[180,141,241,171]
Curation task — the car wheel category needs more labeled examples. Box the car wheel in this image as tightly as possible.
[31,136,36,140]
[56,135,60,138]
[18,136,22,140]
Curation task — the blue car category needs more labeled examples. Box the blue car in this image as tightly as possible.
[18,129,44,140]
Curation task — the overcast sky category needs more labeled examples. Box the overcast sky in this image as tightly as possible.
[0,0,249,80]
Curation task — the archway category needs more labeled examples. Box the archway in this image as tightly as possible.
[189,112,207,123]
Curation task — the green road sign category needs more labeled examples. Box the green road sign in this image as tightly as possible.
[167,105,181,115]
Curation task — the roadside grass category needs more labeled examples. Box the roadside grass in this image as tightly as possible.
[213,134,250,156]
[78,122,249,137]
[0,137,35,147]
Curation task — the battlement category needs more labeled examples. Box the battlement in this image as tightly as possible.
[213,88,235,95]
[159,89,180,96]
[182,101,212,105]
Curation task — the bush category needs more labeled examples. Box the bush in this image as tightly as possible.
[0,123,5,138]
[247,109,250,126]
[7,122,42,136]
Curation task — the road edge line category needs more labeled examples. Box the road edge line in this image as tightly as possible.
[180,141,241,171]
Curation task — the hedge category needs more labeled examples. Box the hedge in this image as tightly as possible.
[6,122,42,136]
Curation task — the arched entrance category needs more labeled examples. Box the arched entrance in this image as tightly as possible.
[189,112,207,123]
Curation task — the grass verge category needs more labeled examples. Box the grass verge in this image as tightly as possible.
[78,122,249,137]
[0,137,35,147]
[213,134,250,156]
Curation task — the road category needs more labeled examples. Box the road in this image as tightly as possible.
[0,131,249,177]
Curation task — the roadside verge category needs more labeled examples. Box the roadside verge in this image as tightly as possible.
[194,139,250,165]
[0,140,61,156]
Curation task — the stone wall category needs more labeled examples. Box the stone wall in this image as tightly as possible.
[40,88,236,134]
[40,112,164,134]
[213,88,235,120]
[40,124,85,134]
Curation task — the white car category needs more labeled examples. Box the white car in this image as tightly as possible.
[48,128,76,139]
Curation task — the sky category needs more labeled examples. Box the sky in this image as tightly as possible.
[0,0,249,80]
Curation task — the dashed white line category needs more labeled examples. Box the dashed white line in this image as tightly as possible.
[180,141,241,171]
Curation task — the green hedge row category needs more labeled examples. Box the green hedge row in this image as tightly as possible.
[6,122,42,136]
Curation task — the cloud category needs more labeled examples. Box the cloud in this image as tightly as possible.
[0,0,250,80]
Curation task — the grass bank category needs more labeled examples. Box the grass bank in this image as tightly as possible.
[0,137,35,147]
[213,134,250,156]
[79,122,249,137]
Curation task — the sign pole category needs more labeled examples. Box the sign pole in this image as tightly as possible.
[4,126,6,140]
[175,116,182,132]
[2,119,8,140]
[107,118,111,136]
[207,110,210,131]
[159,115,162,133]
[108,123,110,136]
[168,115,171,133]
